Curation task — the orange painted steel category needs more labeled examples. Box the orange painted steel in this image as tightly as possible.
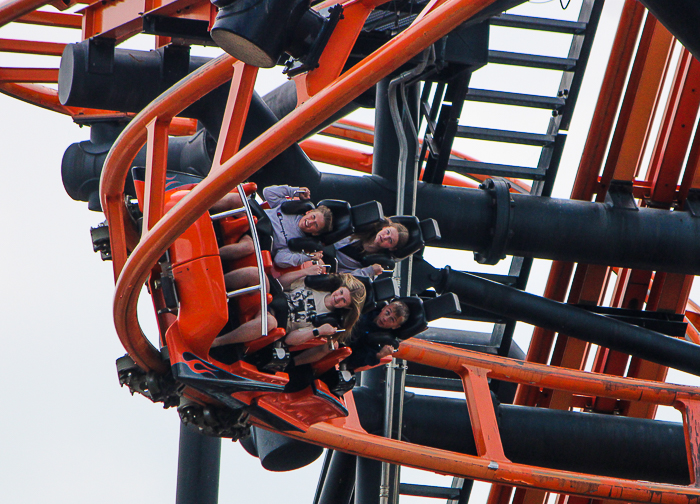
[261,338,700,504]
[0,0,51,28]
[0,81,198,132]
[460,365,509,462]
[210,62,258,172]
[0,38,66,56]
[649,52,700,206]
[300,139,373,172]
[320,120,375,145]
[0,68,58,83]
[0,82,98,115]
[103,0,500,373]
[516,3,659,416]
[399,339,700,407]
[602,16,674,189]
[142,117,171,235]
[15,10,82,28]
[570,0,645,201]
[80,0,211,42]
[295,0,377,101]
[299,138,482,189]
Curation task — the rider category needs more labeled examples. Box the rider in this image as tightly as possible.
[263,185,333,268]
[334,218,409,277]
[344,300,410,370]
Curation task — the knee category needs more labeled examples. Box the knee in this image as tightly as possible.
[266,313,278,331]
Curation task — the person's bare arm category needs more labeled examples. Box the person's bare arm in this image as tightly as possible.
[285,323,336,346]
[278,263,324,290]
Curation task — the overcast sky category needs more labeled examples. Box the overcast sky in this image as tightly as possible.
[3,1,696,503]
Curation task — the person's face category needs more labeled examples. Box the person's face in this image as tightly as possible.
[374,226,399,250]
[299,210,326,235]
[329,287,351,309]
[375,304,404,330]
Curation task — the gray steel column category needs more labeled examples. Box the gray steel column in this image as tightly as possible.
[176,423,221,504]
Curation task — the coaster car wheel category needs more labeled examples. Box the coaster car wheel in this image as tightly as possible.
[178,400,251,440]
[116,354,181,408]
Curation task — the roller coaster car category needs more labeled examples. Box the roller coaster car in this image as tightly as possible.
[130,169,356,433]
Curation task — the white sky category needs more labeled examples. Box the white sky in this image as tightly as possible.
[2,1,698,503]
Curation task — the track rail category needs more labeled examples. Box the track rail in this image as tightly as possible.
[270,338,700,504]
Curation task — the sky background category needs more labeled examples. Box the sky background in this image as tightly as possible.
[2,1,697,503]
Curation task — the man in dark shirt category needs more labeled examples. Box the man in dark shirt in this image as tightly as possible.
[345,300,410,370]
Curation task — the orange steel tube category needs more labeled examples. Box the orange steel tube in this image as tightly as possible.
[0,38,66,56]
[300,139,482,189]
[16,10,82,28]
[398,339,700,406]
[282,421,700,504]
[0,68,58,83]
[0,82,83,114]
[142,117,170,234]
[211,62,258,171]
[0,0,50,27]
[104,0,499,372]
[0,82,197,134]
[460,365,509,461]
[310,126,531,192]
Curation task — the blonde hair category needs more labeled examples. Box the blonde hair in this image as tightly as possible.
[335,273,366,342]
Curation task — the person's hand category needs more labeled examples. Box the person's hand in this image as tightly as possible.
[308,250,324,262]
[376,345,395,359]
[372,264,384,276]
[304,263,324,275]
[296,187,311,200]
[318,323,337,337]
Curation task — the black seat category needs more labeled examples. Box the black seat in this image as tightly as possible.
[356,276,399,313]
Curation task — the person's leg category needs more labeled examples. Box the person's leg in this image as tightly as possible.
[223,265,266,291]
[210,192,243,214]
[220,234,254,261]
[293,342,335,366]
[213,312,278,345]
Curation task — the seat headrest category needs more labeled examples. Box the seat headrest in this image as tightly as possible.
[280,199,316,215]
[423,293,461,321]
[310,312,344,328]
[356,276,399,314]
[304,274,342,292]
[350,201,384,231]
